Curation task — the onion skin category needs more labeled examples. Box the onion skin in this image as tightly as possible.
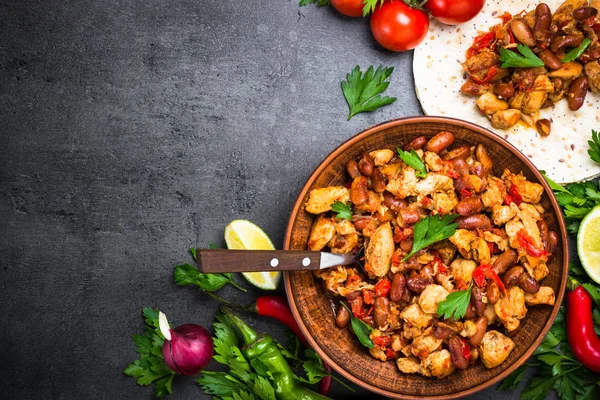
[162,324,213,376]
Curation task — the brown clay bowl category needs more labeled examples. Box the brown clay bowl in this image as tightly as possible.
[283,116,569,399]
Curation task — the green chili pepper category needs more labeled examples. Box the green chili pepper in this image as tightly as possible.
[222,307,331,400]
[562,38,591,63]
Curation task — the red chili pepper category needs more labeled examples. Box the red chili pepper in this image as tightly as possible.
[473,264,506,292]
[433,257,448,273]
[385,348,398,359]
[508,185,523,205]
[487,241,500,255]
[375,278,391,298]
[393,227,406,243]
[373,335,391,348]
[460,189,472,199]
[517,229,550,258]
[362,289,375,305]
[252,295,332,395]
[567,281,600,373]
[460,338,472,360]
[471,65,499,84]
[466,31,496,59]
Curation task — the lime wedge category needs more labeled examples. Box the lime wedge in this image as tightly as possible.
[224,220,280,290]
[577,205,600,285]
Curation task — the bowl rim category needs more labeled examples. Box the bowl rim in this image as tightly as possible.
[283,116,569,399]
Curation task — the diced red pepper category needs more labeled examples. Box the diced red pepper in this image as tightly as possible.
[375,278,391,298]
[460,338,472,360]
[466,31,497,59]
[362,289,375,305]
[385,348,398,359]
[473,264,489,287]
[517,229,550,258]
[460,189,472,199]
[350,300,365,318]
[346,274,361,287]
[393,227,406,243]
[434,257,448,273]
[487,241,500,255]
[391,248,404,267]
[509,185,522,205]
[471,65,499,84]
[373,335,391,348]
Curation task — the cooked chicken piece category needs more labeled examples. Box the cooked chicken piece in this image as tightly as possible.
[532,75,555,93]
[404,324,424,340]
[355,190,382,214]
[435,271,455,292]
[460,320,478,338]
[522,90,548,114]
[483,303,497,325]
[328,219,359,254]
[522,258,549,281]
[525,286,556,306]
[509,91,525,110]
[491,109,521,129]
[522,9,536,30]
[392,333,409,352]
[502,169,543,203]
[415,173,454,196]
[548,77,568,103]
[411,335,443,359]
[397,356,431,376]
[461,174,486,193]
[585,61,600,93]
[556,0,587,12]
[461,79,492,96]
[370,347,388,362]
[428,191,459,214]
[369,149,395,166]
[479,330,515,369]
[512,69,537,92]
[387,302,403,331]
[424,152,457,175]
[505,219,526,251]
[386,167,418,199]
[434,242,457,266]
[449,229,492,265]
[364,222,394,278]
[307,215,337,251]
[491,204,519,226]
[400,303,435,329]
[547,62,583,80]
[305,186,350,214]
[449,258,478,290]
[462,49,500,75]
[423,349,455,379]
[379,162,403,180]
[418,284,450,314]
[519,203,542,221]
[494,286,527,331]
[483,229,509,252]
[482,177,506,209]
[314,266,349,293]
[476,93,509,115]
[554,1,582,34]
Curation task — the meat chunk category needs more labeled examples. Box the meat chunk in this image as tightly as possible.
[314,266,349,293]
[494,286,527,331]
[461,79,492,96]
[479,330,515,368]
[415,173,454,196]
[327,219,359,254]
[547,61,583,80]
[400,303,435,329]
[585,61,600,93]
[482,177,506,209]
[364,222,394,278]
[491,204,519,226]
[449,229,492,265]
[502,170,544,204]
[411,335,443,359]
[429,191,459,214]
[521,90,548,114]
[450,258,477,290]
[491,109,521,129]
[397,356,431,376]
[524,286,556,306]
[422,349,455,379]
[369,149,395,166]
[305,186,350,214]
[418,284,450,314]
[476,93,509,115]
[462,50,500,75]
[386,167,418,199]
[307,215,336,251]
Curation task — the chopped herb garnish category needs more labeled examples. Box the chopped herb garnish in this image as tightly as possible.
[403,214,459,261]
[499,45,544,68]
[330,201,353,220]
[397,148,427,178]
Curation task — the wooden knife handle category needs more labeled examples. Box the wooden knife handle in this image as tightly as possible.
[197,249,321,273]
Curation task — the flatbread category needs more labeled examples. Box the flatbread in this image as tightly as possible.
[413,0,600,184]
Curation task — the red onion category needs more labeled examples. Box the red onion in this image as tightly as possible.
[158,311,213,376]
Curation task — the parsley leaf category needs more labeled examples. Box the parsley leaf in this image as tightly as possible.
[498,364,528,390]
[175,248,246,292]
[124,308,175,398]
[403,214,459,260]
[499,45,545,68]
[437,284,472,320]
[362,0,385,16]
[330,201,353,220]
[341,302,374,348]
[397,148,427,178]
[298,0,329,7]
[588,129,600,164]
[562,38,592,63]
[341,65,397,120]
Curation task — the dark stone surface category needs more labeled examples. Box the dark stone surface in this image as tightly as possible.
[0,1,552,399]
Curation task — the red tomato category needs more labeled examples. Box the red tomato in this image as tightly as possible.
[370,1,429,52]
[330,0,363,17]
[425,0,486,25]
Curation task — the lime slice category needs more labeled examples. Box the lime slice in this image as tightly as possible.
[577,205,600,285]
[224,220,280,290]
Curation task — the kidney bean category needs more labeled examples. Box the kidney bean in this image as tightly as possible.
[357,152,374,177]
[470,316,489,346]
[399,208,420,227]
[494,82,515,100]
[406,275,431,294]
[350,176,368,206]
[538,48,562,70]
[455,196,483,217]
[454,174,483,193]
[346,159,361,179]
[538,219,550,249]
[352,216,373,231]
[390,274,405,302]
[371,168,387,193]
[373,297,390,328]
[502,266,525,288]
[475,144,493,169]
[441,145,471,161]
[449,336,470,370]
[400,238,413,252]
[451,158,470,175]
[493,249,519,274]
[383,191,406,212]
[464,304,477,319]
[335,304,351,328]
[547,231,559,255]
[456,214,492,230]
[486,281,500,305]
[511,19,536,47]
[472,165,488,181]
[361,315,376,329]
[404,136,428,151]
[519,274,540,294]
[425,131,455,154]
[471,286,486,316]
[433,324,453,340]
[573,6,598,21]
[567,76,588,112]
[534,4,552,41]
[550,32,584,53]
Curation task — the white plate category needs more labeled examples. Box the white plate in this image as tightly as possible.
[413,0,600,183]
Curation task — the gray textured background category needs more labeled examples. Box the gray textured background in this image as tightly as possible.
[0,0,548,399]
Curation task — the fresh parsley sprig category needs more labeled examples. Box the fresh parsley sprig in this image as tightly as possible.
[341,302,374,349]
[437,284,473,320]
[403,214,459,261]
[562,38,591,63]
[499,45,545,68]
[299,0,330,7]
[588,129,600,164]
[175,247,247,293]
[330,201,353,220]
[397,148,427,178]
[342,65,397,120]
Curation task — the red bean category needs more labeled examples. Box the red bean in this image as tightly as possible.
[390,274,405,302]
[493,249,518,274]
[455,196,483,217]
[470,316,488,346]
[335,304,351,328]
[404,136,428,151]
[350,176,368,206]
[425,131,455,154]
[357,152,374,177]
[449,336,469,370]
[346,159,361,179]
[456,214,492,230]
[373,297,390,328]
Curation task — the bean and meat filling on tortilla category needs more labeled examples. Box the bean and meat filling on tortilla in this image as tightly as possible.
[460,0,600,135]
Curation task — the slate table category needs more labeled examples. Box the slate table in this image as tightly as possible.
[0,1,556,399]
